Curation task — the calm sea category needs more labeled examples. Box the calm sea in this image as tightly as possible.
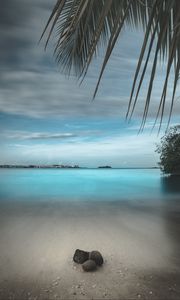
[0,168,180,202]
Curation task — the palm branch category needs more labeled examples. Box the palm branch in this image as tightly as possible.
[41,0,180,131]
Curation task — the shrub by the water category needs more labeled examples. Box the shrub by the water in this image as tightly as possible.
[156,126,180,175]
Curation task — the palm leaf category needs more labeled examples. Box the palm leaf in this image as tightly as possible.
[41,0,180,130]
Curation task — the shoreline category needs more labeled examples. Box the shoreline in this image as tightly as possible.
[0,199,180,299]
[0,166,159,169]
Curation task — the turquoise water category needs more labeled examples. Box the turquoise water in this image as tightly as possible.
[0,168,179,202]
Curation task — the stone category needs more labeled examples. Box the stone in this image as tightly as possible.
[73,249,89,264]
[89,251,103,266]
[75,285,81,289]
[82,260,97,272]
[52,281,58,287]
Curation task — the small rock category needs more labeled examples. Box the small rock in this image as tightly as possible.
[89,251,103,266]
[80,291,85,295]
[75,284,81,289]
[92,284,96,288]
[136,283,140,286]
[82,260,97,272]
[73,249,89,264]
[52,281,58,287]
[149,291,153,295]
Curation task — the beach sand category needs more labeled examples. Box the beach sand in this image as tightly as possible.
[0,199,180,300]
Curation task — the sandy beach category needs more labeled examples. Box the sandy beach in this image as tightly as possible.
[0,199,180,300]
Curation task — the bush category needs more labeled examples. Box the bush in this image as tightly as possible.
[156,126,180,175]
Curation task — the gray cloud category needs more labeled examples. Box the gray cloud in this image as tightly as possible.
[0,0,179,123]
[0,0,54,68]
[0,131,77,140]
[0,129,105,141]
[0,0,128,118]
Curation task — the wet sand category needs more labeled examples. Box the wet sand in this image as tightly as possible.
[0,199,180,300]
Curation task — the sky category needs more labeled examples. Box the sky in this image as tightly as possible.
[0,0,180,167]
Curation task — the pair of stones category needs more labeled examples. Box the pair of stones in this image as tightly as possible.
[73,249,104,272]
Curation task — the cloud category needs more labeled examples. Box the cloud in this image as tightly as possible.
[1,132,159,167]
[0,0,179,122]
[0,0,54,69]
[0,128,106,142]
[0,69,127,118]
[0,130,77,140]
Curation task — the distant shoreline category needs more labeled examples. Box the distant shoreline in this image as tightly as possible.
[0,165,159,170]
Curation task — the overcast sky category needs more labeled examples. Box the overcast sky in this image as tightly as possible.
[0,0,180,167]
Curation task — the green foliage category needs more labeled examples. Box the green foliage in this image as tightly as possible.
[156,126,180,174]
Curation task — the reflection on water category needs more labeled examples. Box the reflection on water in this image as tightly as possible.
[164,207,180,265]
[161,175,180,194]
[160,175,180,265]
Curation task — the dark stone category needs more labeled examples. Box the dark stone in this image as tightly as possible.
[89,251,103,266]
[82,260,97,272]
[73,249,89,264]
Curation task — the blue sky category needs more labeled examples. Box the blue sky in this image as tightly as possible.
[0,0,179,167]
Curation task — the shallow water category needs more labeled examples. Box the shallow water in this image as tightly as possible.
[0,168,180,201]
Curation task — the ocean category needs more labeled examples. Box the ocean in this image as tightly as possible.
[0,168,180,202]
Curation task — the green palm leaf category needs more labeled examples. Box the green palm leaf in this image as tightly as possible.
[41,0,180,129]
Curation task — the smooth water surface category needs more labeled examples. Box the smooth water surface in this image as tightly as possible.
[0,168,180,202]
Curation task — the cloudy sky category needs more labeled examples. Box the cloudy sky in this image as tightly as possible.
[0,0,180,167]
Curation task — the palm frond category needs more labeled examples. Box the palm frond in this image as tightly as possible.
[41,0,180,130]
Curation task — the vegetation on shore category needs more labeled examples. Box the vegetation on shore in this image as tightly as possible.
[156,126,180,175]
